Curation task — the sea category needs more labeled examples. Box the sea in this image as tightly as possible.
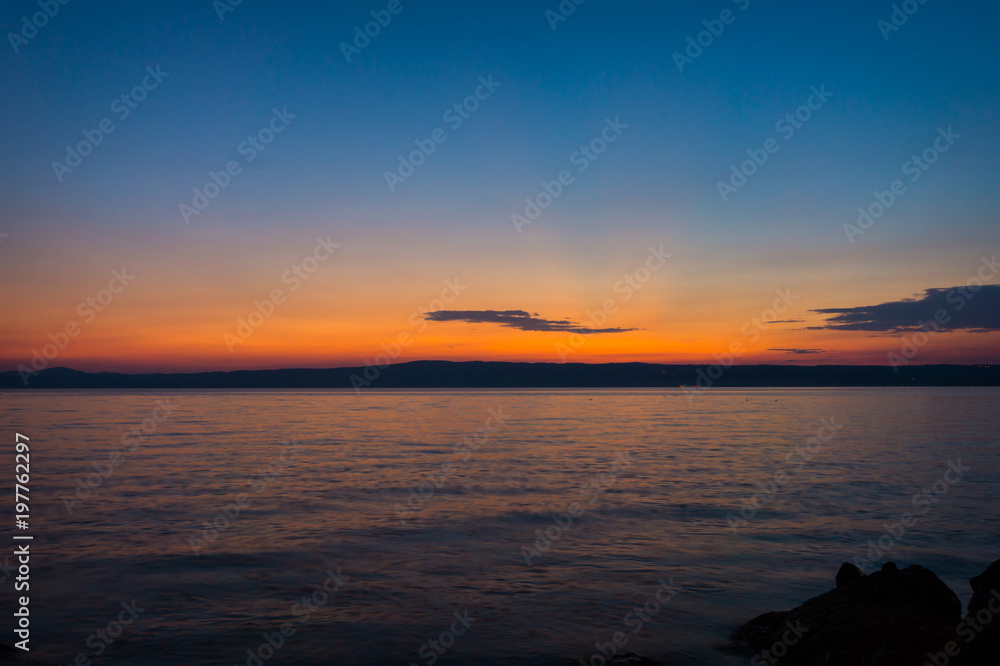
[0,387,998,665]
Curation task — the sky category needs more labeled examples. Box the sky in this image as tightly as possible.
[1,0,999,373]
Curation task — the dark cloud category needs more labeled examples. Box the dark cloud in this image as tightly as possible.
[811,285,1000,332]
[765,319,805,324]
[769,348,824,354]
[424,310,638,334]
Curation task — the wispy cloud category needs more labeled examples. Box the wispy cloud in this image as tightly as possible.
[768,348,823,354]
[811,285,1000,332]
[424,310,638,334]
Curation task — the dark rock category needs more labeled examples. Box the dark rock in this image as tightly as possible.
[968,558,1000,616]
[835,562,864,589]
[959,558,1000,666]
[732,561,963,665]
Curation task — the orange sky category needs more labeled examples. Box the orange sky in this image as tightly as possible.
[2,2,999,375]
[2,223,996,373]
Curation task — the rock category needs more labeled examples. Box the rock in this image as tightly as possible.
[731,561,963,665]
[968,558,1000,616]
[835,562,864,589]
[959,558,1000,666]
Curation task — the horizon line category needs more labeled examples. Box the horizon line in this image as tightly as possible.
[3,359,999,377]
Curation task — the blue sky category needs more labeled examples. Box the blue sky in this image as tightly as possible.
[2,0,999,370]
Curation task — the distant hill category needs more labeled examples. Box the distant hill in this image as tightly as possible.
[1,361,997,389]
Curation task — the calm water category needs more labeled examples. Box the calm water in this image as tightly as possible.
[1,388,998,665]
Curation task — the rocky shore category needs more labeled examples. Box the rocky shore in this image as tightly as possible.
[730,558,1000,666]
[3,559,997,665]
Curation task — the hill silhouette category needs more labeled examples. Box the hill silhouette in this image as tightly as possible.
[1,361,997,389]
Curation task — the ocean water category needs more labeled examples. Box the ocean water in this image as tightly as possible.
[1,387,998,665]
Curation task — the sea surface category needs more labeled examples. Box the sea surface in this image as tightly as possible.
[0,388,998,665]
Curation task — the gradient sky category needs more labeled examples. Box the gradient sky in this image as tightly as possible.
[1,0,998,373]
